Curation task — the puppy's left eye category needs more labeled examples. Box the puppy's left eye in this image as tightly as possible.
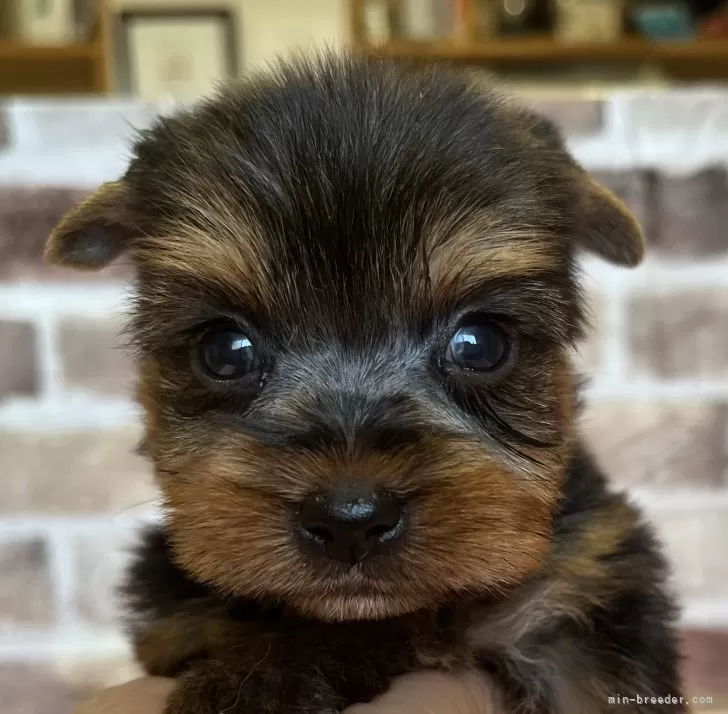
[199,329,258,379]
[445,315,510,372]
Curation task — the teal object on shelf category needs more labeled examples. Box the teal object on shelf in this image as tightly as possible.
[631,3,695,40]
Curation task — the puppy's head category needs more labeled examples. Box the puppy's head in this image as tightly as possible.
[47,55,643,621]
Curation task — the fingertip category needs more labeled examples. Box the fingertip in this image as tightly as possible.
[74,677,175,714]
[342,669,498,714]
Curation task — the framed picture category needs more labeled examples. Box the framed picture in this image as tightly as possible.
[120,8,239,101]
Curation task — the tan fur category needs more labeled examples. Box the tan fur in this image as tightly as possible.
[158,431,562,622]
[45,181,135,268]
[466,497,640,649]
[131,207,272,312]
[428,215,563,300]
[579,177,645,267]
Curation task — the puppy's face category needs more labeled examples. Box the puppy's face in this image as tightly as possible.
[47,57,643,621]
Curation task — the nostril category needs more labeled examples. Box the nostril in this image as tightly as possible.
[365,521,401,543]
[303,525,335,543]
[366,524,392,538]
[364,493,403,543]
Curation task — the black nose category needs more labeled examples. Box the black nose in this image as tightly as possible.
[298,488,403,565]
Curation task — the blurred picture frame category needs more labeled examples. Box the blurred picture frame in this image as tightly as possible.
[120,8,239,100]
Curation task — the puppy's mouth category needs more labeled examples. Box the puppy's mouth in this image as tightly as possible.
[287,556,425,621]
[288,548,456,621]
[308,558,405,594]
[293,588,426,621]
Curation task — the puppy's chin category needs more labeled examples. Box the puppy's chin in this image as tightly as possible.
[290,591,434,622]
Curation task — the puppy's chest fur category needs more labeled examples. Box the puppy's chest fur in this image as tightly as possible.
[124,447,682,714]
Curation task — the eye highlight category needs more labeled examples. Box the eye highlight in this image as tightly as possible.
[445,315,511,373]
[198,328,259,379]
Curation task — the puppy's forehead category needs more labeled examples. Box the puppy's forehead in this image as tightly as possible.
[128,57,575,326]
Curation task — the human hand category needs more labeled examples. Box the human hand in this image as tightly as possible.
[74,677,174,714]
[74,669,499,714]
[344,670,499,714]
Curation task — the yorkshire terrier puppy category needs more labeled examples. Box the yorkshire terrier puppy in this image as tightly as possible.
[46,55,683,713]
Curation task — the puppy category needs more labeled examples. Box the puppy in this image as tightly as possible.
[46,54,683,713]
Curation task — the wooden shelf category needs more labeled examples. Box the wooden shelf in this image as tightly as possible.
[0,40,102,61]
[366,37,728,64]
[0,0,112,94]
[349,1,728,81]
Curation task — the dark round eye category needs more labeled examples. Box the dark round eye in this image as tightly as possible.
[200,329,258,379]
[445,316,510,372]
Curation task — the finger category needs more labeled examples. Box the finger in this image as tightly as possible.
[74,677,176,714]
[343,670,499,714]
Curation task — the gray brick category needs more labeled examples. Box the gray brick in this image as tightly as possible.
[531,98,604,136]
[629,289,728,379]
[0,185,133,280]
[644,502,728,600]
[0,428,158,515]
[0,663,80,714]
[54,656,143,702]
[680,629,728,702]
[652,168,728,257]
[589,170,654,245]
[0,321,37,401]
[0,106,8,149]
[581,401,727,488]
[572,292,602,375]
[69,526,136,627]
[58,318,134,398]
[0,655,145,714]
[0,538,53,631]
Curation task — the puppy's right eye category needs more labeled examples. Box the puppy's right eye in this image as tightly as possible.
[198,329,258,379]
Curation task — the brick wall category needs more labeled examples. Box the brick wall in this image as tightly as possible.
[0,93,727,712]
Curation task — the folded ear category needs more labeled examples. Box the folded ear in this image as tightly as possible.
[45,181,137,270]
[577,176,645,267]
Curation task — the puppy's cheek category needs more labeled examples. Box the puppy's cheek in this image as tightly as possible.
[408,447,562,594]
[158,461,307,598]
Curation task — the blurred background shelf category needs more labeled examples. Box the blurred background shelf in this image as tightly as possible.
[351,0,728,81]
[368,37,728,63]
[0,40,102,60]
[0,0,111,94]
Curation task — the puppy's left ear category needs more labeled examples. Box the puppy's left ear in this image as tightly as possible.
[576,175,645,267]
[527,112,644,267]
[45,180,138,270]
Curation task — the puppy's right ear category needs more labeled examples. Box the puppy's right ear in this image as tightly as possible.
[45,181,137,270]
